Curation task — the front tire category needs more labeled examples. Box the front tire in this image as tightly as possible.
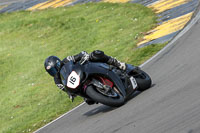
[86,85,125,107]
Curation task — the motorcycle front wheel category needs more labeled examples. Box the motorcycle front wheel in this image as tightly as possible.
[86,85,125,107]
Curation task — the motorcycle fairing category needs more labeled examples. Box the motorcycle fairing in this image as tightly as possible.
[82,62,127,97]
[126,64,137,74]
[60,61,127,97]
[60,61,84,87]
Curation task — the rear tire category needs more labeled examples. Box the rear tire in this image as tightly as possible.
[135,70,152,91]
[86,85,125,107]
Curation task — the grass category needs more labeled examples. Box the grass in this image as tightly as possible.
[0,2,165,133]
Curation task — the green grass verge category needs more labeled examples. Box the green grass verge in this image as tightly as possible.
[0,2,165,133]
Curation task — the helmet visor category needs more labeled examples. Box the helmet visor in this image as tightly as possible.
[48,67,58,76]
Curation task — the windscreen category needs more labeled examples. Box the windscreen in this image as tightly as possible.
[59,61,74,86]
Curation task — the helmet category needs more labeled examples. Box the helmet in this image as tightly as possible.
[44,56,61,77]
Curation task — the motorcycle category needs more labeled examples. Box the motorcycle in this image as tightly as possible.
[60,60,152,107]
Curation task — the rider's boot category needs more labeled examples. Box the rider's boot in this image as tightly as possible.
[84,98,98,105]
[107,57,126,70]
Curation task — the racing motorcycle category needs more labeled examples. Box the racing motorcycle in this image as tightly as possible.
[60,59,152,107]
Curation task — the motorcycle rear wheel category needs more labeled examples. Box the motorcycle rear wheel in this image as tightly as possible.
[86,85,125,107]
[135,70,152,91]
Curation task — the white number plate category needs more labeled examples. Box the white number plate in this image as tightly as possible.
[67,71,80,89]
[130,76,137,90]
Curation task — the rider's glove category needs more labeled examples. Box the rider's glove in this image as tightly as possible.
[56,84,65,90]
[57,84,76,102]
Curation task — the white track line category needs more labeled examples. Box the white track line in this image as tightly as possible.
[33,102,85,133]
[34,8,200,133]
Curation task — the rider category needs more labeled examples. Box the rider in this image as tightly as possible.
[44,50,126,105]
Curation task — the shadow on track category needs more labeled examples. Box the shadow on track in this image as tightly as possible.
[83,84,155,117]
[83,105,116,117]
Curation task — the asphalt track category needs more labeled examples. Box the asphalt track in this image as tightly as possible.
[33,4,200,133]
[0,0,25,5]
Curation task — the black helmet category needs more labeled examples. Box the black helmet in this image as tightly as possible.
[44,56,61,77]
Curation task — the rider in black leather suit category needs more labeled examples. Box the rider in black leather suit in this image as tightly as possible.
[44,50,126,105]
